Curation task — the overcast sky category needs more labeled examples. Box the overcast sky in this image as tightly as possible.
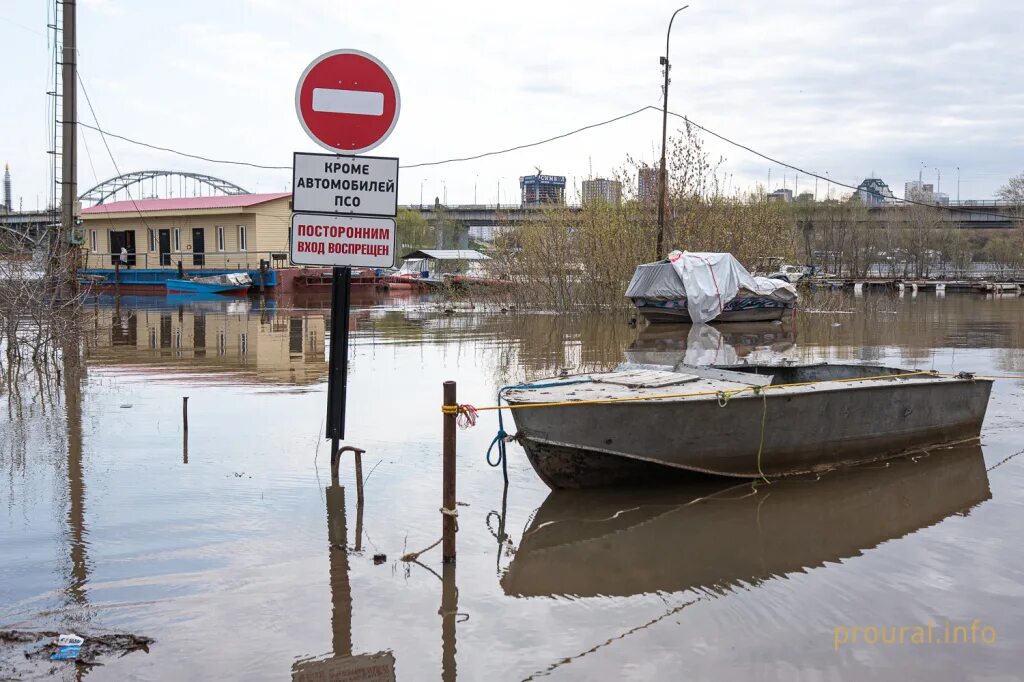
[2,0,1023,209]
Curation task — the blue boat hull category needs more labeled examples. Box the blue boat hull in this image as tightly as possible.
[164,279,250,294]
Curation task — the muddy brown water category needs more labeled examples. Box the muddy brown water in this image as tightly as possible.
[2,290,1023,680]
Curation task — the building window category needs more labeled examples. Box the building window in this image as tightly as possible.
[148,228,155,252]
[239,332,248,355]
[90,230,97,253]
[216,225,225,252]
[173,228,181,252]
[217,331,226,356]
[238,225,247,251]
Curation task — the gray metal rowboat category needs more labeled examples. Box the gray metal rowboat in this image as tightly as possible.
[503,363,992,489]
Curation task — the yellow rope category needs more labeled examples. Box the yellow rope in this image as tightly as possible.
[755,388,770,484]
[464,370,939,413]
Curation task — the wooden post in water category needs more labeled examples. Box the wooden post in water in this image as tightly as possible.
[442,381,457,563]
[182,396,189,463]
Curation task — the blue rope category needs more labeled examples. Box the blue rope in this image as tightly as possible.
[485,378,594,484]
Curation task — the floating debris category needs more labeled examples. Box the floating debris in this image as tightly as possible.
[0,629,153,674]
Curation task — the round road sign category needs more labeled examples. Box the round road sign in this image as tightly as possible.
[295,49,401,154]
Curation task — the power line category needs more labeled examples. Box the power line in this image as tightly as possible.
[78,106,654,172]
[670,109,1023,220]
[79,74,155,237]
[400,106,653,168]
[78,121,291,171]
[73,98,1019,222]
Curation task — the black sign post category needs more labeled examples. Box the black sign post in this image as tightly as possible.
[326,266,352,453]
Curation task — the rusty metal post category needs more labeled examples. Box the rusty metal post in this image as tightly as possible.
[442,381,457,562]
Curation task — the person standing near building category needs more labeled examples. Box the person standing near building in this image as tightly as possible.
[120,246,129,269]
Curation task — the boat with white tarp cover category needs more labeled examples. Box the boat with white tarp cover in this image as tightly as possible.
[626,251,798,324]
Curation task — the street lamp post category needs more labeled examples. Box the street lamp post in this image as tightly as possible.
[656,5,689,259]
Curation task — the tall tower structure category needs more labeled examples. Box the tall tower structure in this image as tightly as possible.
[3,164,10,211]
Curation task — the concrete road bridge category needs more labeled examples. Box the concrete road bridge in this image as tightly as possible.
[403,200,1020,229]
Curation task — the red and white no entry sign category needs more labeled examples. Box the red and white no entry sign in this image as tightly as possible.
[295,49,401,154]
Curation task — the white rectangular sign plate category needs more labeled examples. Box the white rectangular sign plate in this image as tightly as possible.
[292,152,399,217]
[290,213,397,268]
[312,88,385,116]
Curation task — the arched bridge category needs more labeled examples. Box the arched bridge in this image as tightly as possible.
[78,170,250,206]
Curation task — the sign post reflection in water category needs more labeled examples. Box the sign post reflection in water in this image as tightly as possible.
[292,479,396,681]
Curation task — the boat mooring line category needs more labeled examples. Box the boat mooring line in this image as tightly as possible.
[987,447,1024,473]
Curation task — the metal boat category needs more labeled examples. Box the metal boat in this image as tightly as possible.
[164,272,252,294]
[504,363,992,488]
[502,443,990,598]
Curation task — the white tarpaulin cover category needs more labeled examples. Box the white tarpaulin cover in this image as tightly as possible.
[625,251,797,324]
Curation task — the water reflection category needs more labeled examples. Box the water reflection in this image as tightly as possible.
[3,290,1021,680]
[625,322,796,367]
[291,479,397,681]
[61,328,90,616]
[82,295,328,384]
[503,444,990,599]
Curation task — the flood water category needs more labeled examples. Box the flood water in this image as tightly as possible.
[2,289,1024,680]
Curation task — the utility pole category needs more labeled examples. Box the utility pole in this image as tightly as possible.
[656,5,689,259]
[60,0,78,296]
[956,166,960,203]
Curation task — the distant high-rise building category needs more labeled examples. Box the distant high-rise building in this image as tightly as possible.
[767,188,794,202]
[3,163,10,211]
[854,178,895,206]
[520,173,566,206]
[637,166,659,207]
[581,178,622,206]
[904,180,934,201]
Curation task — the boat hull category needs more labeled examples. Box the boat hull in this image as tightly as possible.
[164,279,250,295]
[510,378,992,488]
[636,304,788,324]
